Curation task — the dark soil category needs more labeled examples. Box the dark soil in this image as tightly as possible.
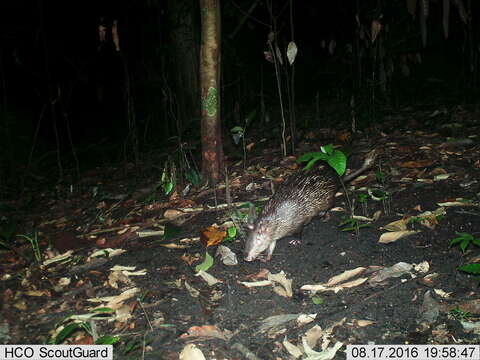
[1,105,480,359]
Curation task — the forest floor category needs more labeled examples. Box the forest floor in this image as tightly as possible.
[1,104,480,359]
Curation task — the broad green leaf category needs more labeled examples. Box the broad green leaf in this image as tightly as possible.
[96,335,121,345]
[230,126,244,133]
[227,226,237,238]
[54,323,81,344]
[195,251,214,272]
[327,150,347,176]
[93,307,115,313]
[458,263,480,274]
[320,144,334,155]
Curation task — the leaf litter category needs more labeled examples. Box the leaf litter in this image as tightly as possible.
[1,106,480,356]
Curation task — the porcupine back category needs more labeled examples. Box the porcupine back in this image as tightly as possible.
[259,164,338,241]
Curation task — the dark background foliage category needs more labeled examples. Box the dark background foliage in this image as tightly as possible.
[0,0,477,192]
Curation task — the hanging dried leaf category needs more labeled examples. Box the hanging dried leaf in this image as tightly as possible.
[406,0,417,17]
[452,0,468,24]
[267,31,275,44]
[264,51,273,63]
[112,20,120,51]
[442,0,450,39]
[419,0,428,47]
[371,20,382,43]
[328,39,336,55]
[98,24,106,42]
[275,43,283,65]
[421,0,429,17]
[286,41,298,65]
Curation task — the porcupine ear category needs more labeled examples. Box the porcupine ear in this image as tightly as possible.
[247,203,257,227]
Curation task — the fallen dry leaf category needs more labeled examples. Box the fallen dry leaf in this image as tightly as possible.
[181,253,198,265]
[239,280,272,288]
[304,324,323,349]
[179,344,206,360]
[180,325,231,341]
[326,267,366,286]
[378,230,420,243]
[200,225,227,247]
[268,271,293,297]
[283,337,303,358]
[398,160,434,168]
[195,270,222,286]
[163,209,185,220]
[368,262,413,285]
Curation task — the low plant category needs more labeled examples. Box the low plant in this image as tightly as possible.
[298,144,347,176]
[17,232,42,263]
[449,306,472,321]
[450,232,480,275]
[49,308,119,344]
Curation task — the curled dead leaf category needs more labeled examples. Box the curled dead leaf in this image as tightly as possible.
[379,230,420,243]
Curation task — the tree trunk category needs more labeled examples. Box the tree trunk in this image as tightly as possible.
[199,0,223,185]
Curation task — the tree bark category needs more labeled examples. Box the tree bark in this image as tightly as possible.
[199,0,223,185]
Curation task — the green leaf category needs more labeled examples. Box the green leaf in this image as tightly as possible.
[245,109,258,124]
[163,181,174,195]
[195,251,214,272]
[320,144,334,155]
[230,126,244,133]
[124,339,142,354]
[54,323,82,344]
[227,226,237,238]
[455,232,474,240]
[460,239,470,253]
[338,218,357,227]
[137,291,149,302]
[95,335,121,345]
[186,168,201,185]
[358,193,369,203]
[297,152,316,163]
[327,150,347,176]
[312,296,324,305]
[93,307,115,313]
[375,169,385,183]
[458,263,480,274]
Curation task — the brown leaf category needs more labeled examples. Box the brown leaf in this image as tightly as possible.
[180,325,230,341]
[200,226,227,247]
[264,51,273,63]
[337,131,351,143]
[398,160,434,168]
[181,253,198,265]
[371,20,382,43]
[245,268,270,280]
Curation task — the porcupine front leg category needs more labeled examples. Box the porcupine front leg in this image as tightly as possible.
[261,240,277,262]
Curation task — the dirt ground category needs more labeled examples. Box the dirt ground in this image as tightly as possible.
[1,105,480,359]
